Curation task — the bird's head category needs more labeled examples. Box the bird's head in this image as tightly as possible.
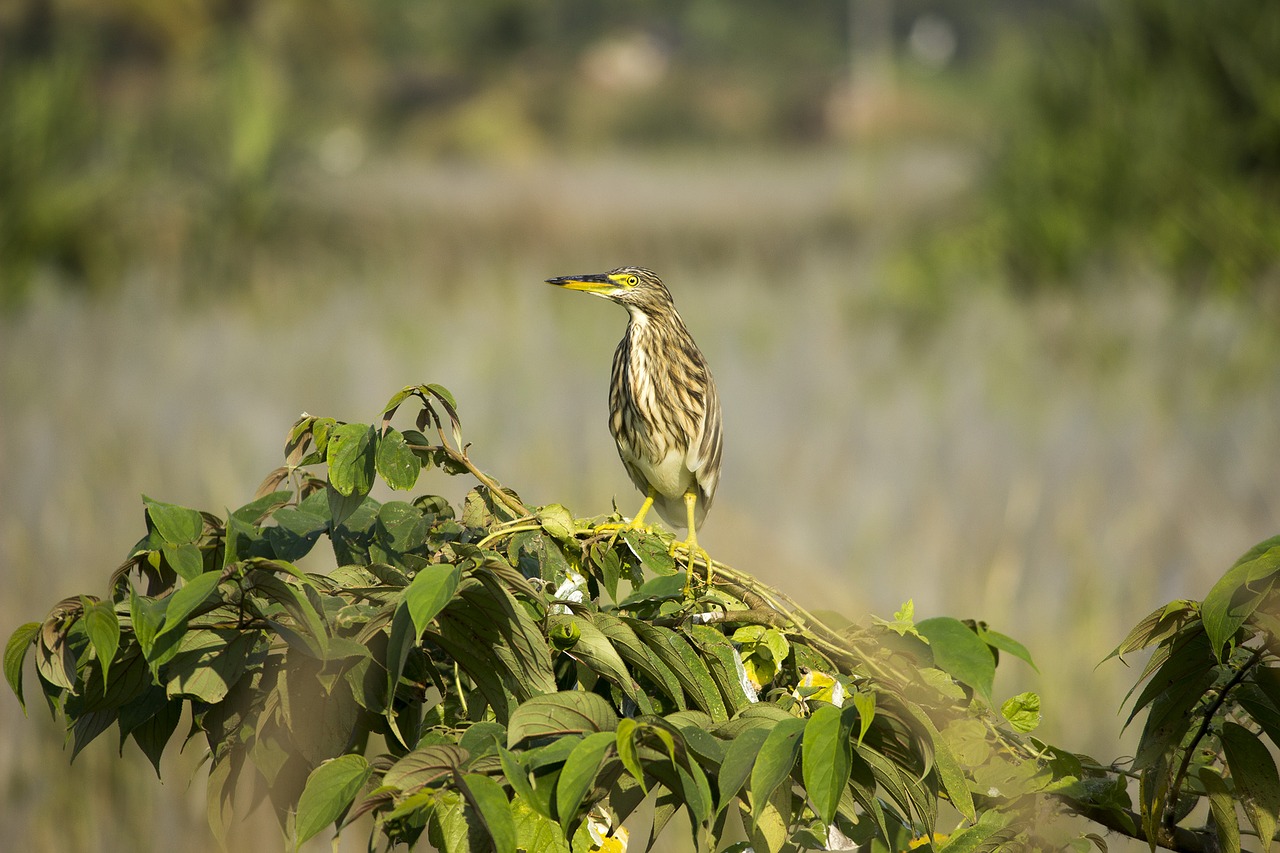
[546,266,675,315]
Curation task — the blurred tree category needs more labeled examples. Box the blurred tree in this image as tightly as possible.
[985,0,1280,293]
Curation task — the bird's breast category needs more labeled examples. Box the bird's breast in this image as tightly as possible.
[621,444,695,501]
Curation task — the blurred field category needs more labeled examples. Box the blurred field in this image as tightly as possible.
[4,2,1280,849]
[3,147,1279,850]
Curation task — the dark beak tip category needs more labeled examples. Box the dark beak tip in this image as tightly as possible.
[546,272,611,287]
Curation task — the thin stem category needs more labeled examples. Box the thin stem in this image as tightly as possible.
[476,524,543,550]
[1164,645,1265,831]
[661,608,799,631]
[406,441,529,518]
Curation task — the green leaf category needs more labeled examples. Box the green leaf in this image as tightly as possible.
[556,731,614,824]
[459,721,506,757]
[378,501,431,553]
[904,701,975,822]
[433,574,557,719]
[384,603,417,746]
[426,789,482,853]
[34,609,75,691]
[144,496,203,545]
[1202,540,1280,660]
[626,619,727,721]
[499,747,540,812]
[249,570,329,658]
[621,529,677,576]
[718,726,770,812]
[594,614,684,709]
[1108,600,1199,662]
[381,386,416,417]
[376,427,422,491]
[744,781,790,853]
[459,773,516,853]
[130,588,165,662]
[156,571,222,639]
[128,696,181,777]
[840,751,888,842]
[84,600,120,684]
[223,514,267,568]
[512,797,570,853]
[592,544,623,603]
[976,625,1039,673]
[855,743,918,828]
[548,614,647,711]
[383,744,469,791]
[1198,767,1240,853]
[165,630,257,703]
[207,753,234,847]
[1001,692,1042,733]
[917,616,996,702]
[69,707,117,761]
[1221,721,1280,847]
[326,482,366,531]
[676,760,713,829]
[852,689,875,745]
[405,564,462,638]
[507,692,619,747]
[875,599,923,639]
[615,719,646,792]
[4,622,39,712]
[426,382,459,410]
[1236,685,1280,748]
[231,490,293,525]
[295,754,373,846]
[537,505,577,542]
[749,716,805,827]
[1125,630,1216,728]
[801,705,851,825]
[688,625,755,712]
[162,543,204,581]
[935,808,1015,853]
[266,506,328,561]
[327,423,377,498]
[618,573,687,607]
[1133,664,1217,770]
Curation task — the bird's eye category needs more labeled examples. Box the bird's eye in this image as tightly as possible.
[625,276,638,287]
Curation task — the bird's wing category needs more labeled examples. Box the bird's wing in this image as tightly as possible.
[685,372,722,509]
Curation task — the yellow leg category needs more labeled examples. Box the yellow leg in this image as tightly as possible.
[676,489,712,594]
[594,489,657,535]
[631,490,656,528]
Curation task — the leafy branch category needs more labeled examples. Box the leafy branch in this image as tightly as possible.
[6,384,1280,853]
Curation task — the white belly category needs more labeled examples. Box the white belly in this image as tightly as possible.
[625,446,694,500]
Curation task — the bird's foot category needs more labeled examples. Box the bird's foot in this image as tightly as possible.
[588,519,657,551]
[670,540,713,595]
[591,519,652,537]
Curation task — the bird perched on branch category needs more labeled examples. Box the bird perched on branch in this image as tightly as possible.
[547,266,722,588]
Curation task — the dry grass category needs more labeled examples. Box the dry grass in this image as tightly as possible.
[2,149,1277,850]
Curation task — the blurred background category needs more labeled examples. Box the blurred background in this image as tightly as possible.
[2,0,1278,849]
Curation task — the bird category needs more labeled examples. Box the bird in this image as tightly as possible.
[546,266,722,588]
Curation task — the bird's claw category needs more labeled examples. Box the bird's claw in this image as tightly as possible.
[591,520,652,539]
[670,541,713,595]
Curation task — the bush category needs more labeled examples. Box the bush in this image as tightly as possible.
[8,384,1280,851]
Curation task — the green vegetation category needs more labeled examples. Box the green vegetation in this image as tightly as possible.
[10,384,1280,851]
[981,0,1280,292]
[3,2,1278,850]
[3,1,1275,306]
[0,0,855,306]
